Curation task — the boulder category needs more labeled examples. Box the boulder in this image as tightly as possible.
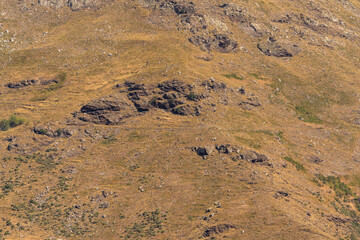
[241,151,269,165]
[195,146,214,157]
[216,144,233,154]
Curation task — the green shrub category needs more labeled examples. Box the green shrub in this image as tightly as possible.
[172,107,185,115]
[0,115,25,131]
[284,156,306,172]
[0,119,10,131]
[37,129,48,135]
[186,92,197,101]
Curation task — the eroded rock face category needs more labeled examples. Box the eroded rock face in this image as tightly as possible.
[257,38,301,57]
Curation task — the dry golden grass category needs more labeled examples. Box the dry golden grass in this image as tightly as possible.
[0,0,358,239]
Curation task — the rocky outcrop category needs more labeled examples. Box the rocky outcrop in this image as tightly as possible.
[142,0,238,53]
[220,3,253,24]
[240,151,269,164]
[193,143,271,166]
[188,33,238,53]
[201,78,226,91]
[74,94,138,125]
[75,78,258,124]
[6,78,57,89]
[203,224,237,237]
[240,93,261,110]
[257,38,301,57]
[30,0,112,10]
[33,125,75,138]
[75,79,201,124]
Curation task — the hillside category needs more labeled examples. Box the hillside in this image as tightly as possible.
[0,0,359,239]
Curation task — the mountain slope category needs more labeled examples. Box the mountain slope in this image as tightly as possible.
[0,0,359,239]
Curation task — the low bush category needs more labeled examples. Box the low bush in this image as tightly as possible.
[0,115,25,131]
[284,156,306,172]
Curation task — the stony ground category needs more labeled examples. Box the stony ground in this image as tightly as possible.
[0,0,359,239]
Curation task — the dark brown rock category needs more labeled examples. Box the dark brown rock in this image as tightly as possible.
[33,125,75,138]
[6,78,56,89]
[74,94,138,125]
[216,144,233,154]
[203,224,237,237]
[189,34,238,53]
[274,191,290,199]
[195,146,214,157]
[171,104,200,116]
[157,79,193,94]
[241,151,269,164]
[201,78,227,91]
[240,94,261,110]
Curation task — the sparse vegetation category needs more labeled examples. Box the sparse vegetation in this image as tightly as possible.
[47,73,67,92]
[129,164,140,171]
[317,175,353,198]
[129,132,146,141]
[0,0,359,239]
[295,105,323,124]
[125,209,165,239]
[235,136,261,149]
[224,73,243,80]
[248,72,265,80]
[31,73,67,101]
[101,135,117,144]
[276,131,285,141]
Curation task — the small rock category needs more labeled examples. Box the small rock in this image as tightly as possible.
[99,201,110,208]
